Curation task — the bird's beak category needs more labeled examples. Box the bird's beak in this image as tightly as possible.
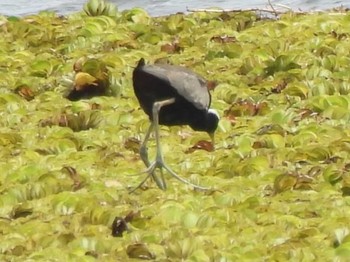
[218,121,226,133]
[209,132,215,149]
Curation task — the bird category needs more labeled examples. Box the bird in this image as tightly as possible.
[66,58,109,101]
[66,72,106,101]
[132,58,219,191]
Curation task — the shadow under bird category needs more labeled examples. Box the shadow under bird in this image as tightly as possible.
[132,58,219,190]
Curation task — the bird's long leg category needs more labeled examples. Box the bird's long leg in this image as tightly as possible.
[130,123,166,192]
[130,99,177,192]
[152,99,175,168]
[139,123,154,167]
[131,98,209,192]
[152,98,209,191]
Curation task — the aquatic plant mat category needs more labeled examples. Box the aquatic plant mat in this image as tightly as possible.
[1,3,350,260]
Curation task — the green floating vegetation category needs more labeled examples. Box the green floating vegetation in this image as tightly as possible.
[1,0,350,260]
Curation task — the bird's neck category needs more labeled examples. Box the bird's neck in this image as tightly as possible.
[189,111,218,134]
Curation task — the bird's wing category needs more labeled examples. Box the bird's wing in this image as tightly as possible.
[167,70,210,110]
[142,65,210,110]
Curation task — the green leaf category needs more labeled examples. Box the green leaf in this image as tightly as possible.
[274,174,297,193]
[126,243,155,260]
[182,211,199,228]
[323,165,342,185]
[336,242,350,257]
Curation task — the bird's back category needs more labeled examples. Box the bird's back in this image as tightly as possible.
[133,59,211,111]
[133,58,219,133]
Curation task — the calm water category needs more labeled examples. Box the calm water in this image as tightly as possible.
[0,0,348,17]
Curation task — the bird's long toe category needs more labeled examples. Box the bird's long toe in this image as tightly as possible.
[136,158,208,191]
[140,146,151,167]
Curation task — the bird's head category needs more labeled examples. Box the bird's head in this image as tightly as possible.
[207,109,220,146]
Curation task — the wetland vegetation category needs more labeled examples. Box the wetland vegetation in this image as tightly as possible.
[1,0,350,260]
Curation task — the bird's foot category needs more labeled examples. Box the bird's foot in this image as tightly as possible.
[129,159,209,193]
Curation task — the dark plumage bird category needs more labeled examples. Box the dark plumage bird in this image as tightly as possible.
[66,72,107,101]
[132,58,219,190]
[66,58,109,101]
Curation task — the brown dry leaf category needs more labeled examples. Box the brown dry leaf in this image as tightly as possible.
[210,35,236,43]
[186,140,214,153]
[73,57,86,72]
[90,103,101,110]
[330,30,348,40]
[62,166,84,190]
[298,108,317,120]
[57,114,70,127]
[252,141,265,149]
[15,85,35,101]
[124,210,140,222]
[271,79,288,93]
[160,39,182,54]
[124,137,141,153]
[206,80,218,91]
[225,99,269,117]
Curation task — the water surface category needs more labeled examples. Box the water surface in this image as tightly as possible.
[0,0,348,17]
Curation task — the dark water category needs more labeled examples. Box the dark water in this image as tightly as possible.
[0,0,348,17]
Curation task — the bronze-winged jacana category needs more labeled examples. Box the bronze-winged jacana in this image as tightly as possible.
[67,72,106,101]
[132,58,219,190]
[67,58,109,101]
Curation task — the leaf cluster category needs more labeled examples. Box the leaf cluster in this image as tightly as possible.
[1,3,350,261]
